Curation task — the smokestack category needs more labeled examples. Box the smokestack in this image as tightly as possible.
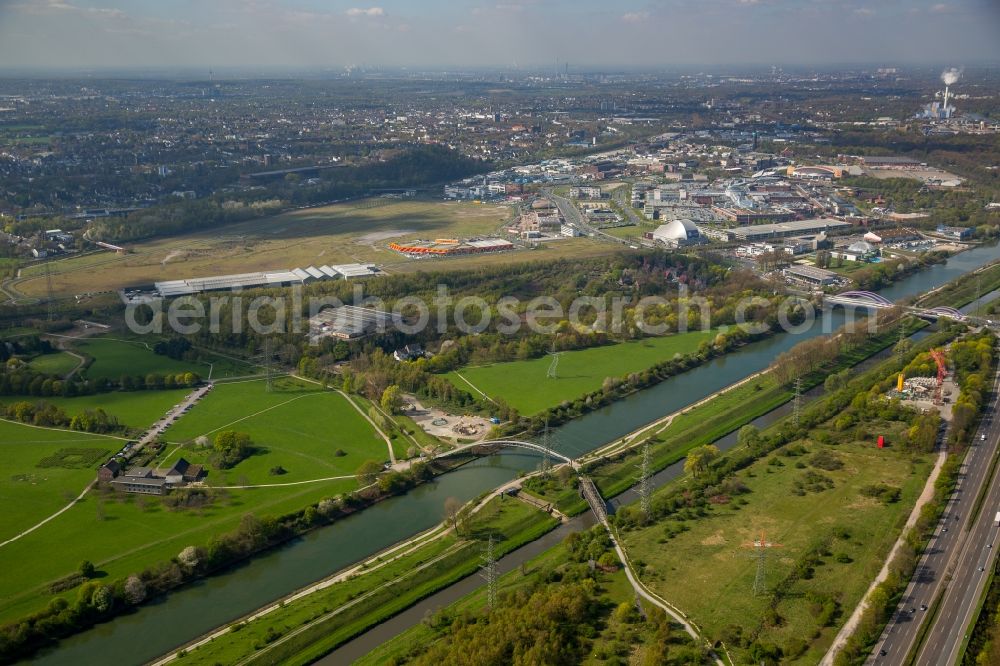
[943,85,950,111]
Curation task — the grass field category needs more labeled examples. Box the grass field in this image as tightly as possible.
[599,224,647,239]
[27,352,80,377]
[155,377,388,485]
[0,472,358,624]
[624,431,931,663]
[72,336,252,381]
[16,198,514,297]
[0,420,120,544]
[446,328,723,414]
[0,388,192,430]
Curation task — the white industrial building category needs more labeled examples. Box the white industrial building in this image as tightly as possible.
[728,218,851,242]
[153,263,381,298]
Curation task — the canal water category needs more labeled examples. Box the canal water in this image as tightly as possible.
[34,243,1000,666]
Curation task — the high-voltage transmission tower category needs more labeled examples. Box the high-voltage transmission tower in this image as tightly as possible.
[546,347,563,379]
[792,377,803,427]
[637,440,652,518]
[740,531,783,596]
[541,418,552,475]
[262,338,275,392]
[479,535,498,611]
[44,260,55,321]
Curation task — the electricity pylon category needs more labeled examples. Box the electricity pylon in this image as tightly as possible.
[262,338,274,392]
[479,534,498,611]
[741,531,783,596]
[792,377,802,427]
[546,350,563,379]
[637,439,652,518]
[541,418,551,474]
[44,260,55,321]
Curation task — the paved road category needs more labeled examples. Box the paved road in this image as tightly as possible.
[868,359,1000,665]
[544,188,634,247]
[130,382,214,458]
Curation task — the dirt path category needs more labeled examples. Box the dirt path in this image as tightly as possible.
[820,448,948,665]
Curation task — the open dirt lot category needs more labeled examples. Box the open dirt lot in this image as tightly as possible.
[402,395,491,442]
[16,198,514,297]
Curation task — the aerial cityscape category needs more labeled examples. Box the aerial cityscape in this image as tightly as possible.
[1,1,1000,665]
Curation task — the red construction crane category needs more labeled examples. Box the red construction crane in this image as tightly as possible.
[929,349,947,405]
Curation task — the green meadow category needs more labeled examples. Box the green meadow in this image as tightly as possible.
[0,419,119,543]
[157,377,388,485]
[447,328,722,414]
[73,337,253,381]
[1,388,192,430]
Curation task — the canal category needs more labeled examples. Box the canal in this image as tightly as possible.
[33,243,1000,666]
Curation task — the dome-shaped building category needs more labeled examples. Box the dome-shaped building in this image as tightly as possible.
[847,240,874,255]
[652,219,702,247]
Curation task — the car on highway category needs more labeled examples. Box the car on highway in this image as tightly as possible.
[920,604,928,611]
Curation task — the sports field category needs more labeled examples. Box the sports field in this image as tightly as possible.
[15,198,512,297]
[156,377,390,485]
[446,328,723,414]
[624,431,930,664]
[0,419,120,544]
[72,336,252,381]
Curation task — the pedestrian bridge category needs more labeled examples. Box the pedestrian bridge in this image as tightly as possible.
[434,439,574,465]
[824,291,966,322]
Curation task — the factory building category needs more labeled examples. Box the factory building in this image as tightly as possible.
[861,156,925,170]
[784,265,838,287]
[153,263,381,298]
[309,305,401,341]
[727,218,851,242]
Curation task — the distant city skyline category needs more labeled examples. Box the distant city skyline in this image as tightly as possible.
[0,0,999,70]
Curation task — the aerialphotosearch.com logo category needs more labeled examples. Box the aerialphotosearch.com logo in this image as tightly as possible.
[123,283,880,341]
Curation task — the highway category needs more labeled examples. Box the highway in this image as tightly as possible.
[543,188,638,248]
[868,355,1000,665]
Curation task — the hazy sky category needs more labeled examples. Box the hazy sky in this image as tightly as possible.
[1,0,998,70]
